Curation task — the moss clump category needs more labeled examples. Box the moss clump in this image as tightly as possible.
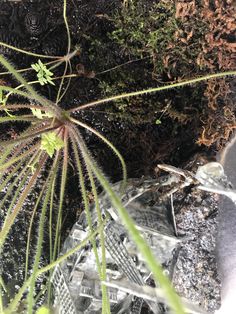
[75,0,235,147]
[110,0,178,75]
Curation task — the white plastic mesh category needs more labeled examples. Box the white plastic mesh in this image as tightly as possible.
[51,265,77,314]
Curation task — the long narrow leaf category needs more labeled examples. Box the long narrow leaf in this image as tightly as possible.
[0,142,40,173]
[70,133,102,273]
[0,42,61,58]
[0,115,38,123]
[24,151,47,280]
[85,157,111,314]
[53,130,68,260]
[0,153,48,249]
[27,154,60,314]
[70,71,236,112]
[47,157,61,305]
[70,117,127,192]
[70,130,111,314]
[72,128,185,314]
[0,159,33,221]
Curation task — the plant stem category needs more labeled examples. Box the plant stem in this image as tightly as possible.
[70,117,127,193]
[69,71,236,112]
[0,42,61,59]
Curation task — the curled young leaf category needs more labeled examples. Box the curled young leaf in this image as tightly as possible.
[31,60,55,86]
[41,132,64,157]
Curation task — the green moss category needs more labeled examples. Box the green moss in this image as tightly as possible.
[76,0,224,131]
[110,1,178,75]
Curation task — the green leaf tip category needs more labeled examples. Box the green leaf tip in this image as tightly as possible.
[0,88,15,117]
[31,108,53,119]
[0,88,7,105]
[41,132,64,157]
[36,305,51,314]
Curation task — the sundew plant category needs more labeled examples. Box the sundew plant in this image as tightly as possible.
[0,1,235,314]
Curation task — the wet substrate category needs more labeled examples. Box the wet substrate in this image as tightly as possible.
[173,190,220,312]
